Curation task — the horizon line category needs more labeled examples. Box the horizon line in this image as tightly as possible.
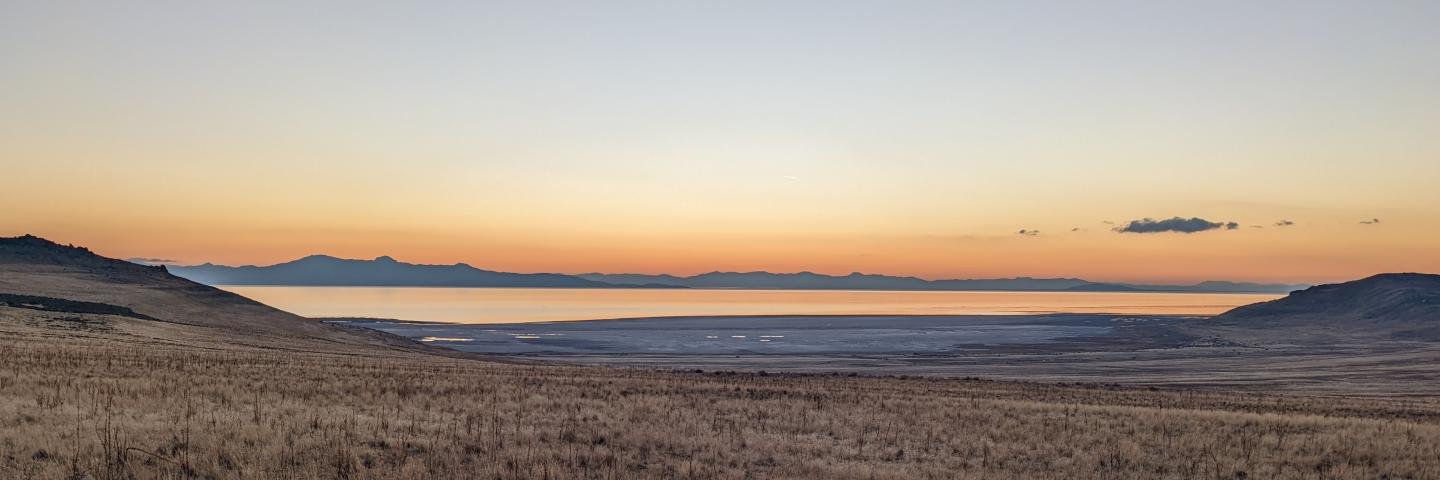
[153,252,1315,288]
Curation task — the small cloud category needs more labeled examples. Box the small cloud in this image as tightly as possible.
[1249,225,1265,229]
[127,257,179,266]
[1274,220,1295,227]
[1113,217,1239,234]
[780,175,799,181]
[1017,229,1040,236]
[1071,227,1084,232]
[1100,220,1115,225]
[1360,218,1381,225]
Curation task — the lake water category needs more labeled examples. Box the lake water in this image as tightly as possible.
[221,286,1280,324]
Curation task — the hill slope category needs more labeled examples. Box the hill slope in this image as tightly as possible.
[0,235,426,353]
[1210,273,1440,339]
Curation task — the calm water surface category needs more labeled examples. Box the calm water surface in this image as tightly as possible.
[222,287,1280,324]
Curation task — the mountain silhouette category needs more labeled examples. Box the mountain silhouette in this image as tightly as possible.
[165,253,1305,292]
[169,255,631,288]
[578,272,1304,293]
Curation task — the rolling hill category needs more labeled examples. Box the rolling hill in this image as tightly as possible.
[1209,273,1440,339]
[0,234,427,353]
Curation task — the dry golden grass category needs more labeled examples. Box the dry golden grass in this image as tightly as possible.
[7,235,1440,478]
[4,329,1440,480]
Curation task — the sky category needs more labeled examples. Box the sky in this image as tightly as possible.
[3,1,1439,284]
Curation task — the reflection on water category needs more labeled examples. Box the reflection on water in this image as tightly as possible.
[223,286,1281,324]
[419,336,473,342]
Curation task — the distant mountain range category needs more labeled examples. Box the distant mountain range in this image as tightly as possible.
[163,254,1307,293]
[168,255,674,288]
[577,272,1305,293]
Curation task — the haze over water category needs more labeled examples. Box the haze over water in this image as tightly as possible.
[223,286,1280,324]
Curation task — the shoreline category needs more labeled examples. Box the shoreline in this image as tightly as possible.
[319,311,1209,326]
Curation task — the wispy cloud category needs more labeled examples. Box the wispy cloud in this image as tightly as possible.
[1017,229,1040,236]
[127,257,179,265]
[1274,220,1295,227]
[1113,217,1238,234]
[1360,218,1381,225]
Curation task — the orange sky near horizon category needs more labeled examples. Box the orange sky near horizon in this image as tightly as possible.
[4,215,1434,285]
[3,2,1439,285]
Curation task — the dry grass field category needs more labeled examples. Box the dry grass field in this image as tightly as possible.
[5,324,1440,480]
[5,238,1440,479]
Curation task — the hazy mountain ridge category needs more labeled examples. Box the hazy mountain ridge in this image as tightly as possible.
[579,271,1305,293]
[166,253,1305,292]
[1063,280,1308,293]
[171,255,636,288]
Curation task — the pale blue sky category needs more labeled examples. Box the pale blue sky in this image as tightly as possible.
[3,1,1439,281]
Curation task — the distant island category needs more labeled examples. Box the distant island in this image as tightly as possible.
[577,272,1306,293]
[166,255,674,289]
[163,254,1307,293]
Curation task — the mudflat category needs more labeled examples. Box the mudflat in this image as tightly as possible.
[353,313,1440,397]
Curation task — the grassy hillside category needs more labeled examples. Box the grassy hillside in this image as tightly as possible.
[1204,272,1440,343]
[0,235,427,354]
